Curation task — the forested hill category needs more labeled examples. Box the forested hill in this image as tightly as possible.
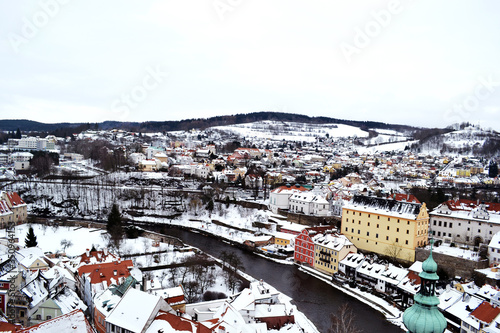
[0,112,415,134]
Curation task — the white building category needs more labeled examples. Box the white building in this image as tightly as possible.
[11,152,33,163]
[489,232,500,264]
[430,199,500,246]
[289,191,330,216]
[268,184,309,214]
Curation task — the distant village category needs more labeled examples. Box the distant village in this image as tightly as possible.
[0,122,500,332]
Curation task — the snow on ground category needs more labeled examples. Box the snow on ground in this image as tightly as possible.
[9,224,173,257]
[212,121,369,142]
[298,265,406,331]
[357,140,417,154]
[427,243,480,261]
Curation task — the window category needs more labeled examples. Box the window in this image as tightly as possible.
[367,222,370,227]
[396,238,399,243]
[377,216,380,219]
[388,217,390,221]
[449,222,453,228]
[358,220,361,224]
[376,233,379,238]
[397,228,399,232]
[438,231,441,236]
[397,219,400,223]
[406,230,409,234]
[405,240,408,245]
[367,232,370,236]
[357,230,360,234]
[46,316,51,320]
[387,226,390,230]
[359,212,361,216]
[438,221,442,226]
[368,214,371,218]
[377,224,379,228]
[478,229,481,233]
[467,227,470,231]
[351,228,354,233]
[345,227,348,232]
[36,314,41,320]
[444,222,447,227]
[433,221,436,225]
[386,236,389,241]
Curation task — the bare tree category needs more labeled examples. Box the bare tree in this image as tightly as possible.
[329,304,360,333]
[385,242,403,262]
[60,239,73,253]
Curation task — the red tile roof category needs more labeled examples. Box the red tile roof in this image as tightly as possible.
[79,250,118,264]
[470,301,500,324]
[272,185,308,193]
[78,260,133,285]
[445,199,500,212]
[3,192,26,207]
[390,193,421,204]
[154,311,213,333]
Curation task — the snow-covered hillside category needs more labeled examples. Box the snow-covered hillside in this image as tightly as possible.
[211,121,370,142]
[415,124,500,156]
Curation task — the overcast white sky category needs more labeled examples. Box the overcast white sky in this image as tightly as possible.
[1,1,500,130]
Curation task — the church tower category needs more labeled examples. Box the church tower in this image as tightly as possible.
[403,240,447,333]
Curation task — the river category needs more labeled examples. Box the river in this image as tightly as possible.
[161,226,404,333]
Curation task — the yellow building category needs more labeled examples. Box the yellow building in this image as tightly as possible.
[456,169,471,177]
[312,233,356,276]
[274,232,296,249]
[341,195,429,262]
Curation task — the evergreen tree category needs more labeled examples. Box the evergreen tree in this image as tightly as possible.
[25,227,38,248]
[15,128,21,139]
[489,162,498,178]
[107,204,123,248]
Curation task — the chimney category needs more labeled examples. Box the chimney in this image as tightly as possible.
[85,249,89,257]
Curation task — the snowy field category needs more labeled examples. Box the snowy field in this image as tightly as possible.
[212,121,369,142]
[9,224,174,257]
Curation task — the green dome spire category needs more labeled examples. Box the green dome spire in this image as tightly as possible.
[420,239,439,281]
[403,238,446,333]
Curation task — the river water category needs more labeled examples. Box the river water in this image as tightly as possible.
[161,227,404,333]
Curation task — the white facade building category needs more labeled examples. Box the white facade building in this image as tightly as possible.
[268,185,309,214]
[289,191,330,216]
[430,199,500,246]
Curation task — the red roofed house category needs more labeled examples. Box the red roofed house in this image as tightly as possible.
[1,192,27,224]
[294,226,336,267]
[464,300,500,332]
[0,200,13,229]
[269,184,309,214]
[77,258,133,319]
[147,311,212,333]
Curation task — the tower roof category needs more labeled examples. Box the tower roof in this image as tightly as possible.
[403,239,446,333]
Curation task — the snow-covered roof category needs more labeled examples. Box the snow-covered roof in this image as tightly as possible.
[106,288,169,333]
[19,309,93,333]
[340,252,365,269]
[344,195,422,220]
[312,233,352,252]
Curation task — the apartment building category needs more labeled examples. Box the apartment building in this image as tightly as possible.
[341,195,429,262]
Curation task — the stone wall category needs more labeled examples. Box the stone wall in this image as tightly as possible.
[415,248,489,280]
[277,209,340,227]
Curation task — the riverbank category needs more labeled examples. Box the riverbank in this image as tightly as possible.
[297,264,406,330]
[131,214,407,328]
